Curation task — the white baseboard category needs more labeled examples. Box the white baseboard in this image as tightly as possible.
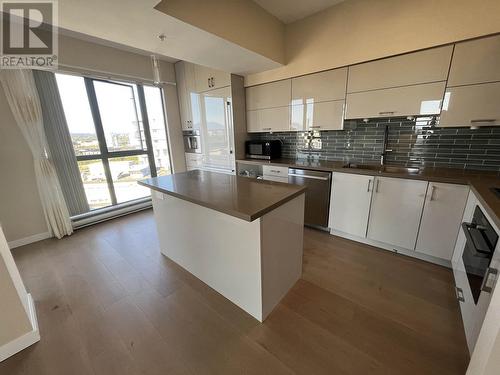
[7,232,51,249]
[0,293,40,362]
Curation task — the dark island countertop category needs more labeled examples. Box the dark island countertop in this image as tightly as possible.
[237,158,500,229]
[138,170,306,222]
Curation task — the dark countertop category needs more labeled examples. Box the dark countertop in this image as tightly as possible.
[237,158,500,229]
[138,170,306,222]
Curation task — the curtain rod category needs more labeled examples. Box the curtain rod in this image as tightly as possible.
[53,63,176,86]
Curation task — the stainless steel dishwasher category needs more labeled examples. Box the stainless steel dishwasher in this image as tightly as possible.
[288,168,332,228]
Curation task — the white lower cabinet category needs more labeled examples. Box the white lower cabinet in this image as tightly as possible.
[262,165,288,183]
[415,182,470,260]
[367,177,428,249]
[329,172,374,237]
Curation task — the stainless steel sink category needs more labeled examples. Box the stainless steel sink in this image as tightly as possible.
[342,163,421,174]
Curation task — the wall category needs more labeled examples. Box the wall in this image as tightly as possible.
[248,118,500,172]
[245,0,500,86]
[0,34,185,244]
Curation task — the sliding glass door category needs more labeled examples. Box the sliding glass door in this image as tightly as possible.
[55,73,171,212]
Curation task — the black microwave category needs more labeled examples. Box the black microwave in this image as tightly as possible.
[245,140,281,160]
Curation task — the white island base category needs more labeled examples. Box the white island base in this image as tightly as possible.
[151,192,305,322]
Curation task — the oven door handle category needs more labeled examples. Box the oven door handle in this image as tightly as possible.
[461,222,493,256]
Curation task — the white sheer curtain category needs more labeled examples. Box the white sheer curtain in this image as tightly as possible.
[0,69,73,239]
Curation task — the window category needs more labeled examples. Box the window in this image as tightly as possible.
[56,73,171,212]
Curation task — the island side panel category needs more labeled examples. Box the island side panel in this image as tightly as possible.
[260,193,305,320]
[151,191,263,321]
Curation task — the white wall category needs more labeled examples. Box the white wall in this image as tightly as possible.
[0,34,185,244]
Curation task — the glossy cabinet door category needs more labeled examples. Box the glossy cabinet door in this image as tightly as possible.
[199,86,234,171]
[439,82,500,127]
[367,177,428,249]
[246,107,290,133]
[194,64,231,92]
[246,80,291,111]
[291,100,344,131]
[347,45,453,93]
[448,34,500,87]
[329,172,374,238]
[415,182,469,260]
[175,61,196,130]
[345,81,446,119]
[291,68,347,103]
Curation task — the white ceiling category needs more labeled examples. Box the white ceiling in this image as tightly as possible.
[253,0,346,24]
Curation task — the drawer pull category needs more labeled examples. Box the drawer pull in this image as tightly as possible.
[429,185,437,201]
[379,111,395,115]
[481,267,498,293]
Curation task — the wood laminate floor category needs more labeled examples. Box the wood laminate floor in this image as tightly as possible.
[0,209,469,375]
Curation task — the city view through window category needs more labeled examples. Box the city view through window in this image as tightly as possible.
[56,73,171,211]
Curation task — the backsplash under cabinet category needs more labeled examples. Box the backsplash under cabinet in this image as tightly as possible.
[247,117,500,172]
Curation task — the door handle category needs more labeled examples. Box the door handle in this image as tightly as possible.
[481,267,498,293]
[455,287,465,302]
[288,173,330,181]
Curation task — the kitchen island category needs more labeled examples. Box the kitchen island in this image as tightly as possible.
[139,170,306,321]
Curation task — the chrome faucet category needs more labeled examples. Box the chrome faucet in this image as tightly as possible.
[380,125,393,166]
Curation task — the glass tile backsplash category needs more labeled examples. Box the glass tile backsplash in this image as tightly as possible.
[247,117,500,172]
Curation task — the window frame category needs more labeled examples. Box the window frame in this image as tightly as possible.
[66,75,166,208]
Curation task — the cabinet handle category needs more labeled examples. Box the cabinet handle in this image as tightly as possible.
[455,287,465,302]
[208,78,211,88]
[470,119,496,123]
[375,179,380,193]
[429,185,437,201]
[379,111,395,115]
[210,77,214,87]
[367,179,372,192]
[481,267,498,293]
[309,126,321,129]
[262,127,272,131]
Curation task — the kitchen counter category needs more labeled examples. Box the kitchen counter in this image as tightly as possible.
[237,158,500,229]
[139,169,306,222]
[139,170,305,322]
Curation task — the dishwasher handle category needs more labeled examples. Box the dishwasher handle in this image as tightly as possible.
[288,172,330,181]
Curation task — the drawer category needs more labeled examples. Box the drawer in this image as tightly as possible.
[262,175,289,183]
[262,165,288,177]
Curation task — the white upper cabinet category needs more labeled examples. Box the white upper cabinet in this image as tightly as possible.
[194,64,231,92]
[246,80,291,110]
[291,68,347,103]
[347,46,453,93]
[367,177,428,250]
[247,107,290,133]
[439,82,500,127]
[175,61,200,131]
[447,35,500,87]
[415,182,469,261]
[345,81,446,119]
[329,172,374,238]
[290,68,347,131]
[291,100,344,131]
